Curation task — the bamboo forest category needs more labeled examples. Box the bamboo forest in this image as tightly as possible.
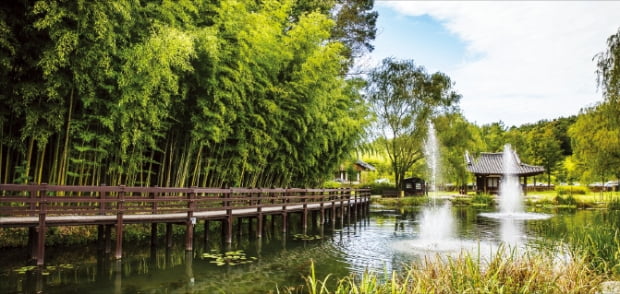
[1,1,620,191]
[0,0,376,188]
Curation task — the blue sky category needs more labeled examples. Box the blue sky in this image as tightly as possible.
[365,1,620,126]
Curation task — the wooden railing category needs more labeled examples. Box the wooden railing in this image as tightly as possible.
[0,184,370,223]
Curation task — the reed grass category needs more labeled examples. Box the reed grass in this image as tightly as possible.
[287,247,608,294]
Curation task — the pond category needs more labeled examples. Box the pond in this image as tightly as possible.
[1,203,618,293]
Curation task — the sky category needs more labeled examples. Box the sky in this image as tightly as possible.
[364,1,620,127]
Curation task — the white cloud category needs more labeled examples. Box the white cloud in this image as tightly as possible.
[377,1,620,126]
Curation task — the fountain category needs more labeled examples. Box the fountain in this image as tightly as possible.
[404,122,468,251]
[480,144,550,220]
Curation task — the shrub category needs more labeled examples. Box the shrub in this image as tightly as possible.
[556,185,588,196]
[364,182,396,195]
[608,197,620,210]
[321,181,341,189]
[555,195,577,206]
[471,194,494,207]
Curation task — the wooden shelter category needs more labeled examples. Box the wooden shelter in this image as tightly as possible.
[336,160,376,183]
[403,177,426,196]
[465,151,544,195]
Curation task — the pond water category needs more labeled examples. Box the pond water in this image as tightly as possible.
[1,204,618,293]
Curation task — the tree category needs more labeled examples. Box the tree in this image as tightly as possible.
[526,124,563,186]
[435,113,484,187]
[596,27,620,127]
[365,58,460,190]
[480,122,506,152]
[569,105,620,184]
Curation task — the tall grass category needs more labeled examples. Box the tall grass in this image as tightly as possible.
[568,224,620,277]
[288,247,607,294]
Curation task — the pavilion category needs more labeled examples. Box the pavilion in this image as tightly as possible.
[465,150,544,195]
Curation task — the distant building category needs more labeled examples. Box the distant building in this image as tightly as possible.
[403,177,426,196]
[335,160,376,183]
[465,151,544,195]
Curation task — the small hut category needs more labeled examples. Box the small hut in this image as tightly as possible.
[465,151,544,195]
[403,177,426,196]
[336,160,376,183]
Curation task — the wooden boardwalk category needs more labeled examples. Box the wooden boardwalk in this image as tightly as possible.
[0,184,370,265]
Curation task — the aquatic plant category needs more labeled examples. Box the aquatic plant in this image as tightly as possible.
[201,249,257,266]
[292,234,322,241]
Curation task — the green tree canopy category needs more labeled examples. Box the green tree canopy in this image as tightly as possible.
[365,58,460,190]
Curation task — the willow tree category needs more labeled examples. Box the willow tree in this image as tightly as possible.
[596,27,620,127]
[569,106,620,184]
[435,113,484,187]
[365,58,460,190]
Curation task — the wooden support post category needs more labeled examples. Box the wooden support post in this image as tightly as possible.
[237,217,243,237]
[151,223,158,247]
[257,214,263,238]
[28,227,37,260]
[185,189,196,251]
[346,194,351,225]
[330,190,336,224]
[203,220,210,243]
[302,191,308,234]
[339,191,345,226]
[320,197,325,226]
[354,192,359,221]
[225,189,233,244]
[312,211,318,230]
[150,187,158,247]
[256,189,263,238]
[36,184,48,266]
[97,225,105,251]
[115,186,125,260]
[105,224,112,254]
[166,223,173,248]
[282,190,288,233]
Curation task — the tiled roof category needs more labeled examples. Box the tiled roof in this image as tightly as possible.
[355,160,376,171]
[465,151,544,176]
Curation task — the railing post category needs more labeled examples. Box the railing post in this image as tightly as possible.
[28,184,37,260]
[346,188,352,225]
[256,188,263,239]
[225,189,233,244]
[151,187,158,248]
[302,189,308,234]
[339,189,345,225]
[185,188,196,251]
[36,183,48,266]
[115,185,125,259]
[319,189,325,226]
[281,189,288,233]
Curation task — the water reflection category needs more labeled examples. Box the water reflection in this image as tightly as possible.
[499,218,524,248]
[1,208,617,293]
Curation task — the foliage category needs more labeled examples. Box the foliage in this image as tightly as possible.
[365,182,395,195]
[596,27,620,129]
[554,195,577,207]
[471,193,494,207]
[569,105,620,184]
[287,248,606,293]
[568,222,620,276]
[0,0,377,188]
[435,113,485,186]
[202,249,257,266]
[556,185,589,196]
[372,196,428,206]
[365,58,460,190]
[321,181,342,189]
[609,197,620,210]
